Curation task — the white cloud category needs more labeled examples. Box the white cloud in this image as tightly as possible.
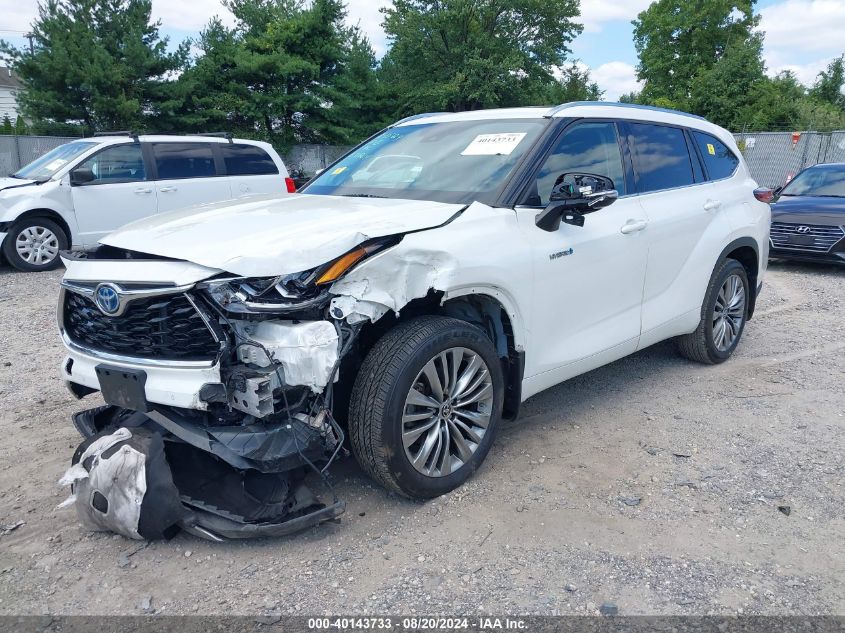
[346,0,390,55]
[757,1,845,87]
[578,0,653,33]
[759,0,845,54]
[591,61,643,101]
[150,0,234,31]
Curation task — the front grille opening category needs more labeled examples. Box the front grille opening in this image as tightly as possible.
[64,292,219,362]
[770,222,845,253]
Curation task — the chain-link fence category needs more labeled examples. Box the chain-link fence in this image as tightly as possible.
[0,135,80,177]
[1,134,352,177]
[733,131,845,188]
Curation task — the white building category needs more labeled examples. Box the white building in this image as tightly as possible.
[0,67,22,124]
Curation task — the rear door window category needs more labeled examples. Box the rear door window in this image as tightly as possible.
[153,143,217,180]
[220,144,279,176]
[626,123,696,193]
[691,131,740,181]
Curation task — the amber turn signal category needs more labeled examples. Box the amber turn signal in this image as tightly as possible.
[315,247,369,285]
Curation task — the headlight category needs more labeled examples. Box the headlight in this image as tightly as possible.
[202,237,399,315]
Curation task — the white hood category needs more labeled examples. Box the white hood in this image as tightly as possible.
[101,194,465,277]
[0,177,37,192]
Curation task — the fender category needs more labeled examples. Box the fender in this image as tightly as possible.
[714,236,761,319]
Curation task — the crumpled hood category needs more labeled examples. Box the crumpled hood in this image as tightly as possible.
[101,194,465,277]
[0,177,37,192]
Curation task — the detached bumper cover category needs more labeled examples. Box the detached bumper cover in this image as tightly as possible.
[69,406,345,541]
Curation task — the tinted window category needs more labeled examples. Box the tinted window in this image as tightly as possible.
[78,144,146,183]
[221,144,279,176]
[627,123,695,193]
[153,143,217,180]
[527,122,626,206]
[692,131,739,181]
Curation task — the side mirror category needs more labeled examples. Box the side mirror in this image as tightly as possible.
[70,167,95,186]
[535,173,619,232]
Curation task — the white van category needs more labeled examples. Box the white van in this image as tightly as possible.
[0,134,294,271]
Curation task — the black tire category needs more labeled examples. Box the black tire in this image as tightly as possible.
[348,316,504,499]
[2,217,68,272]
[677,258,750,364]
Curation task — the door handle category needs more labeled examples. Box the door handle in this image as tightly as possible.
[703,199,723,212]
[620,219,649,235]
[159,186,178,193]
[134,187,153,194]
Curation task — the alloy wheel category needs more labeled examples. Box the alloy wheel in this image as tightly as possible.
[712,273,746,352]
[402,347,494,478]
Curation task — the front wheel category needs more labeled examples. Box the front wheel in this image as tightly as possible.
[349,316,504,499]
[677,258,750,364]
[3,217,68,272]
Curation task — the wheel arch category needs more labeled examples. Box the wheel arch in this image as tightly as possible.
[1,208,73,244]
[717,237,760,319]
[344,288,526,422]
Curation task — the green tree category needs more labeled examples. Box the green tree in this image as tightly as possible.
[184,0,364,146]
[1,115,12,135]
[14,116,28,134]
[380,0,584,114]
[632,0,759,111]
[809,55,845,110]
[0,0,188,133]
[546,63,602,103]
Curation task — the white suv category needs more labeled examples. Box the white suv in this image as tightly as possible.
[58,104,771,539]
[1,134,293,271]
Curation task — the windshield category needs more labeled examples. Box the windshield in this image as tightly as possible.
[13,141,97,181]
[780,166,845,198]
[304,119,549,204]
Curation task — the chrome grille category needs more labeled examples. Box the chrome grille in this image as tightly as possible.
[63,291,220,362]
[770,222,845,253]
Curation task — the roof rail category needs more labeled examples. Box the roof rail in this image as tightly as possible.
[93,131,136,137]
[391,112,442,127]
[187,132,234,142]
[547,101,707,121]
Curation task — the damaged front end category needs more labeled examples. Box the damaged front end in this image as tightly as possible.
[58,244,392,541]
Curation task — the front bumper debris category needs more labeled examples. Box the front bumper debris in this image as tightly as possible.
[64,406,345,542]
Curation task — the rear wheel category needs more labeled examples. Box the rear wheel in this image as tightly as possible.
[677,258,749,364]
[349,316,504,499]
[3,217,67,272]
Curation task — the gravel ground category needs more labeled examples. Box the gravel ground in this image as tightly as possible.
[0,261,843,617]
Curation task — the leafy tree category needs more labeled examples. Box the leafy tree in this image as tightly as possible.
[809,55,845,110]
[547,63,603,103]
[632,0,759,111]
[380,0,584,114]
[14,116,28,134]
[1,115,12,135]
[0,0,189,133]
[686,32,767,129]
[184,0,366,146]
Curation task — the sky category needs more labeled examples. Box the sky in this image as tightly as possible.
[1,0,845,101]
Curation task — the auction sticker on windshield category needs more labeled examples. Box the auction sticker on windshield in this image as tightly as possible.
[461,133,527,156]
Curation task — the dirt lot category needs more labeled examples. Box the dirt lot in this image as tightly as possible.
[0,262,843,617]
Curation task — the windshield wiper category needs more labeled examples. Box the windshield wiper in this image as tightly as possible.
[341,193,389,199]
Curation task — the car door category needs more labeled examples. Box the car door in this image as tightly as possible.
[620,122,733,343]
[219,143,287,198]
[515,120,650,383]
[151,142,233,213]
[69,142,157,247]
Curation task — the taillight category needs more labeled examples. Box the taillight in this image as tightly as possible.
[285,177,297,193]
[753,187,773,203]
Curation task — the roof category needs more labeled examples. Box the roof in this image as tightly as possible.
[393,101,735,150]
[0,67,22,90]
